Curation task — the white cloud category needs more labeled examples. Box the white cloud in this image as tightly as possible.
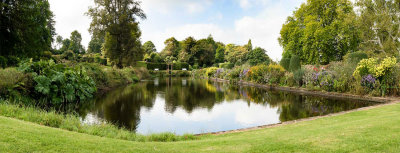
[49,0,94,49]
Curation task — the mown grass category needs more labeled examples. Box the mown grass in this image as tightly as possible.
[0,102,400,152]
[0,101,196,142]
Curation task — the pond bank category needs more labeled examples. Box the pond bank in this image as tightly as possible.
[210,78,395,103]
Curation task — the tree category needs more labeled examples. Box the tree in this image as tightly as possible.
[143,41,157,55]
[68,30,85,54]
[279,0,360,64]
[144,52,163,63]
[356,0,400,57]
[55,36,64,50]
[179,37,196,63]
[247,47,270,66]
[60,39,71,54]
[215,45,225,63]
[191,37,217,67]
[161,37,180,58]
[87,0,146,68]
[0,0,55,58]
[88,36,104,54]
[225,44,248,65]
[245,39,253,52]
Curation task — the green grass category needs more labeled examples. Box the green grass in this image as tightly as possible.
[1,103,400,152]
[0,102,196,142]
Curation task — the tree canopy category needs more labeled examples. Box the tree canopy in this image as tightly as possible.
[356,0,400,58]
[279,0,360,64]
[87,0,146,67]
[0,0,55,58]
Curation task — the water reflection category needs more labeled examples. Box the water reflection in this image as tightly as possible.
[80,78,375,134]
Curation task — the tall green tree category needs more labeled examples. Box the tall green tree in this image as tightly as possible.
[247,47,270,66]
[215,45,225,63]
[225,44,248,65]
[179,37,196,63]
[143,41,157,55]
[87,0,146,67]
[68,30,85,54]
[191,36,217,66]
[87,36,104,54]
[0,0,55,58]
[161,37,180,58]
[356,0,400,57]
[279,0,360,64]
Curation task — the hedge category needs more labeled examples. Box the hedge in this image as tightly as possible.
[219,62,234,69]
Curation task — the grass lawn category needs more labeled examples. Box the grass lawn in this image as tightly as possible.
[0,103,400,153]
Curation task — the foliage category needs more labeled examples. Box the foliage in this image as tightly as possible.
[68,30,85,54]
[219,62,234,69]
[0,56,7,68]
[144,52,163,63]
[247,47,270,66]
[191,36,217,67]
[356,0,400,57]
[280,58,291,71]
[61,50,76,61]
[0,0,55,58]
[225,44,248,65]
[147,63,167,70]
[293,69,305,87]
[247,64,285,84]
[344,51,368,64]
[143,41,157,55]
[87,0,146,68]
[6,56,20,67]
[205,67,219,77]
[0,68,28,97]
[289,55,301,72]
[161,37,180,58]
[179,37,196,63]
[279,0,359,64]
[353,57,397,79]
[19,60,97,105]
[87,36,104,54]
[215,45,225,63]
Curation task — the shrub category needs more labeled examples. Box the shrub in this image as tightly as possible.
[280,58,291,71]
[19,60,97,105]
[6,56,20,67]
[0,56,7,68]
[219,62,234,69]
[205,67,219,77]
[293,69,305,87]
[248,65,268,83]
[136,61,147,68]
[345,51,368,64]
[62,50,75,61]
[41,51,53,60]
[0,68,27,96]
[147,63,167,70]
[289,55,301,72]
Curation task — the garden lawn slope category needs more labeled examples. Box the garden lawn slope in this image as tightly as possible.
[1,103,400,153]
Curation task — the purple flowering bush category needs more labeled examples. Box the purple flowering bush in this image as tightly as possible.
[361,74,376,90]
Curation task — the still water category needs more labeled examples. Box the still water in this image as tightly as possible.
[80,77,375,135]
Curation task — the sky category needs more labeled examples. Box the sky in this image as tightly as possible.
[48,0,305,61]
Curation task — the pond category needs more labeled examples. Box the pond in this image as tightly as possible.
[79,77,376,135]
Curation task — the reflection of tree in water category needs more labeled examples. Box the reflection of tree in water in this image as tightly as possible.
[162,79,221,113]
[88,83,156,131]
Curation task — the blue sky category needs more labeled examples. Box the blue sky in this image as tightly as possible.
[49,0,305,60]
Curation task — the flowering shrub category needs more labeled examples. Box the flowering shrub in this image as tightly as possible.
[205,67,219,77]
[361,74,376,90]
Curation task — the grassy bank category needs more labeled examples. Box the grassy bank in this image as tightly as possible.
[1,102,399,152]
[0,101,196,142]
